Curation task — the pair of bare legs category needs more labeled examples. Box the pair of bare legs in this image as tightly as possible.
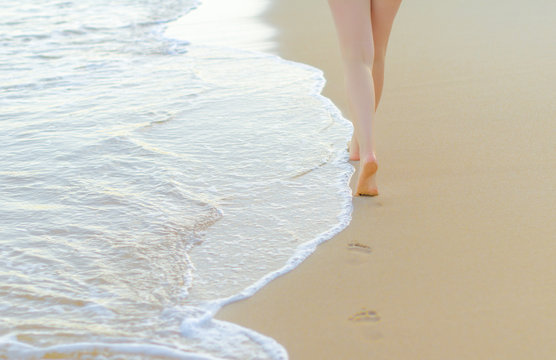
[328,0,402,196]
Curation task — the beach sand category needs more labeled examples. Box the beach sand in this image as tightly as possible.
[217,0,556,359]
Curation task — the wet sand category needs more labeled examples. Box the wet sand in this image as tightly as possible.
[217,0,556,359]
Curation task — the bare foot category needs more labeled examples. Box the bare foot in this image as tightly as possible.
[355,156,378,196]
[347,140,360,161]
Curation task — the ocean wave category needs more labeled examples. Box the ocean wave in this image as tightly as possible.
[0,0,353,359]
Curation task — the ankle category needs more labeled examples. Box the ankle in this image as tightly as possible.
[360,152,377,164]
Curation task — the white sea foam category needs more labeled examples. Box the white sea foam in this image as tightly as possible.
[0,0,353,358]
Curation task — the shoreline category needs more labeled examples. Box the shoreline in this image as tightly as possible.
[166,0,355,311]
[217,0,556,359]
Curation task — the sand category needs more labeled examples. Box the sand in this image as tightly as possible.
[217,0,556,359]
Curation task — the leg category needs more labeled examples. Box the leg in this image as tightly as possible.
[349,0,402,161]
[371,0,402,108]
[328,0,378,195]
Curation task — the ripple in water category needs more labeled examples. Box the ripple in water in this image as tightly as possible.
[0,0,353,358]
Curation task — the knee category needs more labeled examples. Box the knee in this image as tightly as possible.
[340,40,374,68]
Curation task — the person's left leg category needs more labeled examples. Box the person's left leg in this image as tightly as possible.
[328,0,379,196]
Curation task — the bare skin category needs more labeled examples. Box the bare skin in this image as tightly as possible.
[328,0,402,196]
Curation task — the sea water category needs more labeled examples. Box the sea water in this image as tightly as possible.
[0,0,353,358]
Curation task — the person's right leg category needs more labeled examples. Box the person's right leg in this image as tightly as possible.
[349,0,402,157]
[328,0,378,195]
[371,0,403,108]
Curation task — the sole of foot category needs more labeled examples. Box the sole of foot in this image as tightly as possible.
[355,160,378,196]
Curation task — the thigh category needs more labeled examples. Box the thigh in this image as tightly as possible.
[371,0,402,58]
[328,0,373,60]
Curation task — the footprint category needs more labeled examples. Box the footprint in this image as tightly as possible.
[348,308,380,322]
[347,242,372,253]
[349,308,383,342]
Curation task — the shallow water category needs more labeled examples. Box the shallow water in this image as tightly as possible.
[0,1,353,358]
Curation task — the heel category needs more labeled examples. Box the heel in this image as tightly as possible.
[356,161,378,196]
